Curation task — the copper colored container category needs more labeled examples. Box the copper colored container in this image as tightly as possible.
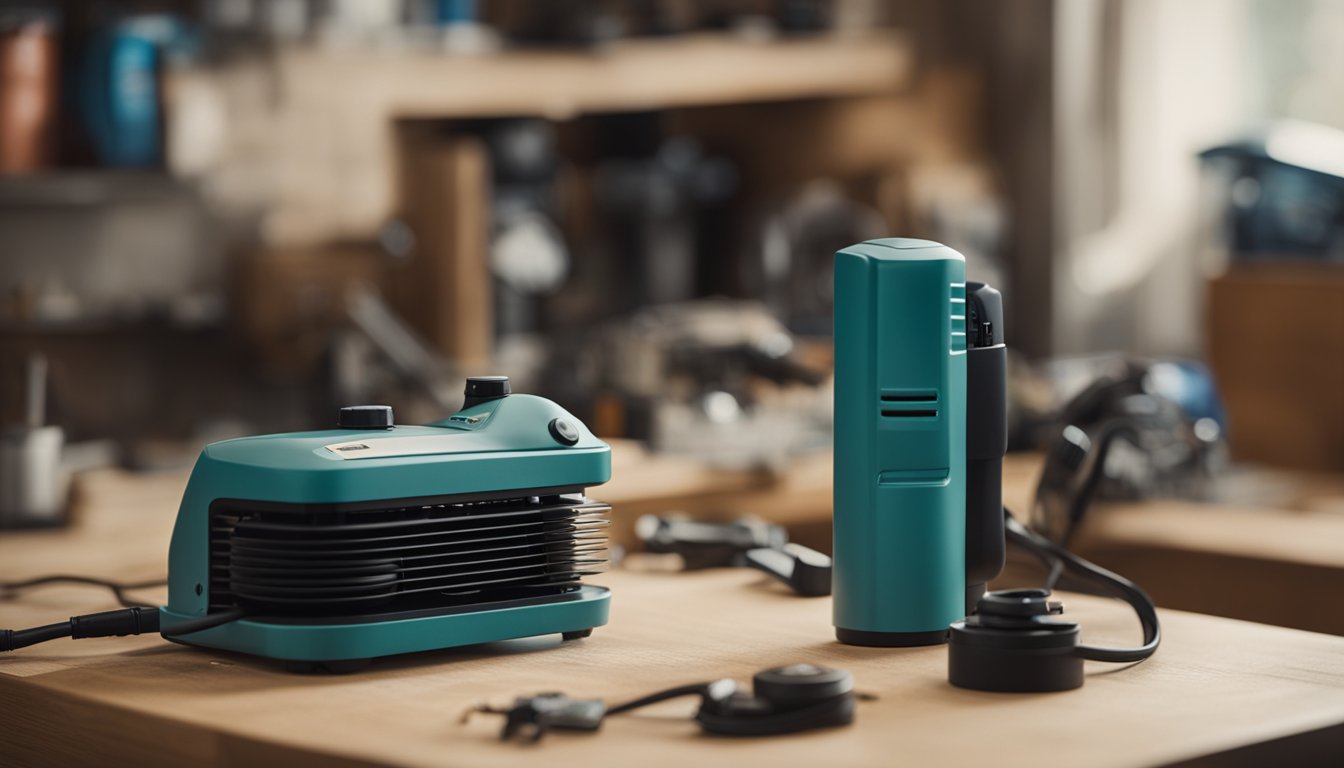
[0,19,58,173]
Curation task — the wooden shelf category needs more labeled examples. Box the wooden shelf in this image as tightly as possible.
[280,32,913,120]
[0,171,182,207]
[217,31,914,243]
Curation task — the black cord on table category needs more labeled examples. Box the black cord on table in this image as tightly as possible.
[1057,422,1140,550]
[0,574,167,608]
[1,621,73,650]
[159,608,248,638]
[2,573,247,652]
[1006,509,1160,663]
[606,682,714,716]
[2,605,249,652]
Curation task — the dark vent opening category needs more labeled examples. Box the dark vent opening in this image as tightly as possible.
[208,494,608,618]
[880,393,938,402]
[881,409,938,418]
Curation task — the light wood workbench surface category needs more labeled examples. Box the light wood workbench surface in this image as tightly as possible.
[4,467,1344,767]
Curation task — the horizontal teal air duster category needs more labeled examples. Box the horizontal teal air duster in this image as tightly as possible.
[161,393,611,662]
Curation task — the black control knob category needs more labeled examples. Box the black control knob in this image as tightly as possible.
[463,376,511,408]
[338,405,394,430]
[548,418,580,446]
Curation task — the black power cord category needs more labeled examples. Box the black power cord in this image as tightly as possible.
[605,682,720,715]
[3,606,161,652]
[468,665,860,741]
[1005,508,1160,663]
[2,606,248,652]
[1,574,247,652]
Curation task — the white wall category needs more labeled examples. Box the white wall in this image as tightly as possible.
[1051,0,1343,358]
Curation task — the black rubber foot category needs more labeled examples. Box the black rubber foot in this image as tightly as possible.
[835,627,948,647]
[562,629,593,641]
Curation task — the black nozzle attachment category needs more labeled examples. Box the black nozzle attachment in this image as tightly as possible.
[966,281,1004,348]
[948,589,1083,693]
[965,282,1008,611]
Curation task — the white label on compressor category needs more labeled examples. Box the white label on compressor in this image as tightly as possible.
[323,435,474,460]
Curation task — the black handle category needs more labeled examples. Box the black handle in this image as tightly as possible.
[745,544,832,597]
[965,282,1008,612]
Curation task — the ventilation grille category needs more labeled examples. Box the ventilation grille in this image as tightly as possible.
[880,391,938,419]
[950,282,967,354]
[209,495,608,616]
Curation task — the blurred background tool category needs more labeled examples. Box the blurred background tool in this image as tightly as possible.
[634,514,831,596]
[0,356,65,527]
[589,299,828,469]
[1199,121,1344,262]
[0,355,114,528]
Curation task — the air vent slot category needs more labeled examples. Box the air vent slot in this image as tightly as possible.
[209,495,608,617]
[951,282,967,354]
[880,392,937,403]
[879,391,938,418]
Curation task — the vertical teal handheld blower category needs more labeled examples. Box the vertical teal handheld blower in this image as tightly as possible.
[832,238,967,646]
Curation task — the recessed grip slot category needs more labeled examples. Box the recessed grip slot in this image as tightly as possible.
[880,392,938,402]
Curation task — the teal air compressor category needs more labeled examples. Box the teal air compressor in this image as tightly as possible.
[832,239,969,646]
[158,377,612,668]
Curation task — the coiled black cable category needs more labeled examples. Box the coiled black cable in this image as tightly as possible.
[1006,509,1160,663]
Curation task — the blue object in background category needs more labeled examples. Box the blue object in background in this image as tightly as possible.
[1144,359,1228,436]
[435,0,478,25]
[1200,121,1344,261]
[79,16,187,168]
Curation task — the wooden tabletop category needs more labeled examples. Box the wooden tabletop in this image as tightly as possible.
[4,468,1344,766]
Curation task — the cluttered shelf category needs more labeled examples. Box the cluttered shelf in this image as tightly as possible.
[276,32,913,120]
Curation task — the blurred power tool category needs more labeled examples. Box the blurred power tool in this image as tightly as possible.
[740,181,886,335]
[635,514,831,597]
[1028,358,1226,546]
[593,125,737,311]
[0,355,116,529]
[1200,120,1344,262]
[481,119,570,337]
[595,298,828,468]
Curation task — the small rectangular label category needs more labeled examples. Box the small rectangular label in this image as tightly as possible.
[324,435,468,460]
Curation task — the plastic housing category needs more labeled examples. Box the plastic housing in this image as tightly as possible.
[832,238,967,646]
[161,394,611,662]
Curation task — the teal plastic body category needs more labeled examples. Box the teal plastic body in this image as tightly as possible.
[161,394,611,661]
[832,239,967,643]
